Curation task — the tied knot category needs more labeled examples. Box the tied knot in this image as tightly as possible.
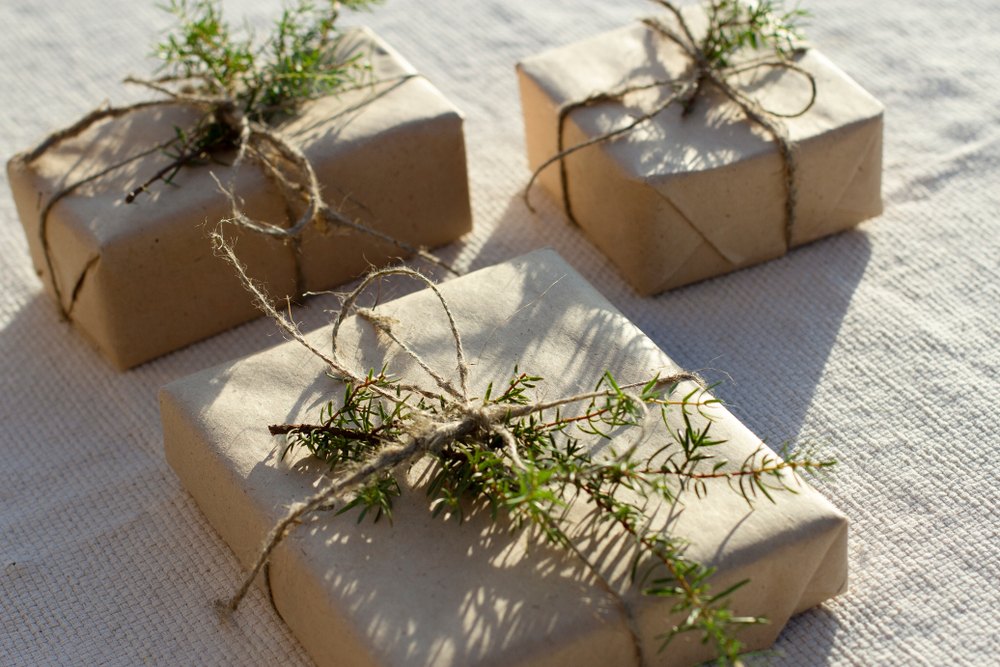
[214,99,244,132]
[459,403,499,432]
[330,266,530,466]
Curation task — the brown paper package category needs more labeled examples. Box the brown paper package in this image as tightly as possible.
[7,27,471,370]
[161,249,848,667]
[517,9,883,295]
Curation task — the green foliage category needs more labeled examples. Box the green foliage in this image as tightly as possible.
[157,0,379,121]
[156,0,252,96]
[126,0,379,201]
[277,368,834,664]
[700,0,808,68]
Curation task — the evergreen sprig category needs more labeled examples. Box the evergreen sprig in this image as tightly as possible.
[275,368,834,664]
[698,0,808,68]
[127,0,380,201]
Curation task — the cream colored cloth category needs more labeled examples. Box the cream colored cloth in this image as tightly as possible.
[0,0,997,665]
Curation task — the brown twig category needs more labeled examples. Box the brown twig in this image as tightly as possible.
[267,423,384,443]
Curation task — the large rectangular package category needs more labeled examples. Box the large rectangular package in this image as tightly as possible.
[160,249,848,666]
[7,27,471,369]
[518,8,883,295]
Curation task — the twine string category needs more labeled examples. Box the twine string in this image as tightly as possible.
[330,266,470,401]
[524,0,817,252]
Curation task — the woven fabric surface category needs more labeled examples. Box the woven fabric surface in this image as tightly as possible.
[1,0,997,665]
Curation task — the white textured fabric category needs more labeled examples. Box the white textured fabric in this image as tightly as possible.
[1,1,997,665]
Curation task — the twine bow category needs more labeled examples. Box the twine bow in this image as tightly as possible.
[213,238,704,665]
[525,0,817,251]
[16,70,452,321]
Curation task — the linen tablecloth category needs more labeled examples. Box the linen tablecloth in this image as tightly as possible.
[1,0,997,664]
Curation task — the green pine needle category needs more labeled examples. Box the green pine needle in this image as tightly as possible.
[701,0,808,68]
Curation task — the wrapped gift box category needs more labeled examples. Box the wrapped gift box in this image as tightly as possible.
[7,27,471,370]
[161,249,848,666]
[517,8,883,295]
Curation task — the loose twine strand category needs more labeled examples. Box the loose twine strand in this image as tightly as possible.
[524,0,817,252]
[212,231,703,666]
[14,71,456,319]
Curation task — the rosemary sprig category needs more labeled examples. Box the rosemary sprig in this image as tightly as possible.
[127,0,381,201]
[275,369,834,663]
[696,0,808,69]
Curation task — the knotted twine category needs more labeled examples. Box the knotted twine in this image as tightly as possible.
[525,0,817,252]
[13,70,452,320]
[212,233,706,667]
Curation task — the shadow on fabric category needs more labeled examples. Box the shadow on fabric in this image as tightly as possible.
[468,190,873,448]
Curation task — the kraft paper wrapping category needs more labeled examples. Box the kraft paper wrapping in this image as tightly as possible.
[160,249,848,667]
[517,11,883,295]
[6,27,471,370]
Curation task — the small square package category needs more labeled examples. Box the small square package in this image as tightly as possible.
[7,27,471,369]
[518,7,882,295]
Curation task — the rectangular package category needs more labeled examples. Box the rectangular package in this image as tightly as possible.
[161,249,848,667]
[7,27,471,370]
[518,8,883,295]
